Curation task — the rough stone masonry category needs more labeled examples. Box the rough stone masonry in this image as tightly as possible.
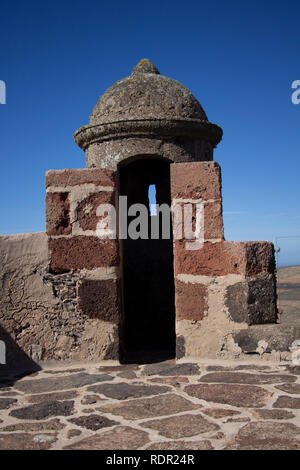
[1,59,298,369]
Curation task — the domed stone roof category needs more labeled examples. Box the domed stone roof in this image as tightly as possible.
[89,59,208,124]
[74,59,222,152]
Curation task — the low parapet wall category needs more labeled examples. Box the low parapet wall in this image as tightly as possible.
[0,232,119,369]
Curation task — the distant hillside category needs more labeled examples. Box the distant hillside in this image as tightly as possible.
[277,265,300,283]
[277,265,300,324]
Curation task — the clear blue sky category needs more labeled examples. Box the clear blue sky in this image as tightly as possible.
[0,0,299,266]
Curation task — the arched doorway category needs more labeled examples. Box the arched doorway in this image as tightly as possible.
[119,158,176,363]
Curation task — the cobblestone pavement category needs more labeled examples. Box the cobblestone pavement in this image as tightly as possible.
[0,359,299,450]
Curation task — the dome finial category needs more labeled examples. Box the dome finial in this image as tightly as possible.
[131,58,160,75]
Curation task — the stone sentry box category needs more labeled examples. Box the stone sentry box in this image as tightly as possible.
[45,59,277,362]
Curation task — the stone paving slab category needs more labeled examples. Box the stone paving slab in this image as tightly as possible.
[0,359,299,450]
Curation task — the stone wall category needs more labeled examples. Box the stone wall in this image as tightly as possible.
[0,231,119,369]
[0,162,281,367]
[170,162,278,359]
[45,168,121,361]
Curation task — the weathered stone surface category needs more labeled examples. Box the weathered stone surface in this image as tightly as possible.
[174,240,275,277]
[0,432,57,450]
[45,168,116,188]
[175,280,208,321]
[49,236,119,273]
[75,60,222,166]
[0,358,299,449]
[74,321,119,361]
[285,365,300,375]
[226,274,277,324]
[142,362,200,376]
[43,368,86,374]
[171,161,222,201]
[75,67,221,163]
[80,394,100,405]
[0,397,17,409]
[96,393,200,419]
[148,376,189,386]
[185,383,272,407]
[118,371,137,379]
[199,372,296,385]
[273,396,300,409]
[87,383,170,399]
[0,233,99,363]
[211,431,225,439]
[9,400,74,420]
[142,362,175,375]
[225,417,250,423]
[202,408,241,419]
[232,324,300,353]
[76,191,115,231]
[234,364,271,371]
[67,429,82,439]
[146,440,214,450]
[245,243,276,276]
[275,383,300,394]
[46,192,71,236]
[0,233,54,368]
[77,278,120,322]
[176,335,186,360]
[90,61,208,124]
[206,365,233,371]
[26,390,78,403]
[64,426,150,450]
[15,373,113,393]
[85,137,215,170]
[68,414,118,431]
[0,222,150,362]
[225,422,300,450]
[1,418,65,432]
[98,365,139,373]
[251,409,295,420]
[204,201,224,240]
[141,413,219,439]
[205,365,272,371]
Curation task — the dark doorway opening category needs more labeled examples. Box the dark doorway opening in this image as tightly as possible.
[119,158,176,363]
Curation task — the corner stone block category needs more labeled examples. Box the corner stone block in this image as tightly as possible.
[46,192,71,236]
[76,191,115,232]
[175,280,208,321]
[174,240,275,277]
[245,242,276,276]
[204,201,224,240]
[49,236,119,273]
[225,273,278,325]
[170,161,222,201]
[45,168,116,188]
[77,278,120,323]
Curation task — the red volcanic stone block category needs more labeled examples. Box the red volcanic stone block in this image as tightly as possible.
[174,241,275,277]
[175,241,244,276]
[46,192,71,236]
[175,280,208,321]
[45,169,116,188]
[49,236,119,273]
[171,161,222,201]
[77,191,115,231]
[245,242,276,276]
[204,201,224,240]
[78,279,120,323]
